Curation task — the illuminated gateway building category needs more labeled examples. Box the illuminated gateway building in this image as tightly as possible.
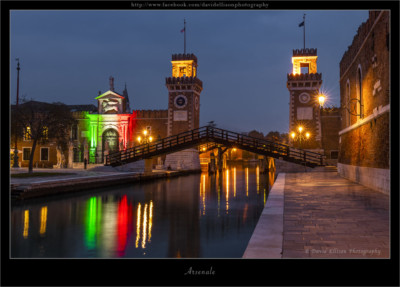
[14,53,202,170]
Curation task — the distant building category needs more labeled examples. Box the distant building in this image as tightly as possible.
[338,11,390,194]
[286,48,340,161]
[11,53,203,170]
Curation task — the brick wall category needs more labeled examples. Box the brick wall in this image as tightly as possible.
[321,109,341,159]
[339,11,390,169]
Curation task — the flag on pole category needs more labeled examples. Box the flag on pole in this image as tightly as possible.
[298,21,304,27]
[181,27,185,33]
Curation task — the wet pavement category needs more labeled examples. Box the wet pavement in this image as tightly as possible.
[244,169,390,258]
[282,171,390,258]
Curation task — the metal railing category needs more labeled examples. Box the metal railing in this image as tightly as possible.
[106,126,324,167]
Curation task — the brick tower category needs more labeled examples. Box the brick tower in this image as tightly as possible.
[166,53,203,136]
[164,53,203,170]
[287,48,323,151]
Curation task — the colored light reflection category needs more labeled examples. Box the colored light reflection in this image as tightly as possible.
[200,174,206,215]
[225,169,229,213]
[85,197,102,250]
[117,195,133,256]
[149,201,153,242]
[142,204,148,249]
[135,201,154,250]
[23,210,29,239]
[233,167,236,197]
[39,206,47,236]
[135,203,141,248]
[246,167,249,197]
[256,166,260,194]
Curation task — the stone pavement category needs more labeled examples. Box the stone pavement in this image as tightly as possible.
[244,169,390,258]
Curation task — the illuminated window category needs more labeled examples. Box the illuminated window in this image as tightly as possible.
[40,148,49,161]
[179,67,186,76]
[24,126,31,140]
[42,126,48,140]
[23,148,31,161]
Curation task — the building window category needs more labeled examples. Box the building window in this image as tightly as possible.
[300,63,309,74]
[179,67,186,76]
[71,124,78,140]
[357,66,364,119]
[330,151,339,159]
[24,126,31,141]
[23,148,31,161]
[42,126,48,140]
[73,148,80,162]
[40,148,49,161]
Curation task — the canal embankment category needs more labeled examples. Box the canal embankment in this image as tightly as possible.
[243,167,390,259]
[10,168,201,200]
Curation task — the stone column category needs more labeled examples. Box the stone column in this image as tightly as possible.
[68,142,74,168]
[144,158,153,174]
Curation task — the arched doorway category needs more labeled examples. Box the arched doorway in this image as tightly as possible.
[102,129,119,161]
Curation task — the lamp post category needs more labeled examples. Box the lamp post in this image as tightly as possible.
[137,129,153,145]
[291,126,310,149]
[12,59,21,168]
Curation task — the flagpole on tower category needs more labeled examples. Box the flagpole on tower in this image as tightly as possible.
[184,18,186,54]
[303,14,306,49]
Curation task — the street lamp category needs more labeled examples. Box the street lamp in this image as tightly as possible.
[318,94,326,107]
[138,129,152,145]
[291,126,310,149]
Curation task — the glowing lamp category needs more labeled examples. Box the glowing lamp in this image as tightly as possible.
[233,148,237,152]
[202,147,206,151]
[137,136,141,143]
[298,126,303,133]
[318,94,325,107]
[306,132,310,139]
[143,130,148,136]
[291,132,295,139]
[149,136,153,142]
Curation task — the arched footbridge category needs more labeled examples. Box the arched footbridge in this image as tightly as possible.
[105,126,325,168]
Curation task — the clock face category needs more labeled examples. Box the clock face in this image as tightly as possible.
[195,96,199,110]
[299,93,310,104]
[174,95,187,108]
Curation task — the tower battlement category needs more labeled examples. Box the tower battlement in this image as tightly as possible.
[287,73,322,81]
[172,53,198,62]
[165,76,203,87]
[293,48,317,57]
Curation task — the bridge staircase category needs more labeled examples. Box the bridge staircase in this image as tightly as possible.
[106,126,325,168]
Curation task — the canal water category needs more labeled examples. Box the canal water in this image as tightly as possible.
[11,165,275,258]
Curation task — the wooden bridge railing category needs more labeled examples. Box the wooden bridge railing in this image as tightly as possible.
[106,126,325,167]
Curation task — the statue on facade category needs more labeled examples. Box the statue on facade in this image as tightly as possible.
[56,146,62,168]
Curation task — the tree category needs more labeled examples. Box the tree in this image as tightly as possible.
[248,130,264,139]
[265,131,280,142]
[11,100,76,173]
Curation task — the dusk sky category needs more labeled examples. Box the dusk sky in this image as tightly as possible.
[10,9,369,135]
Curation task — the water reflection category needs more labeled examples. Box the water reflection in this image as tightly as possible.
[39,206,47,236]
[23,210,29,239]
[11,165,275,258]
